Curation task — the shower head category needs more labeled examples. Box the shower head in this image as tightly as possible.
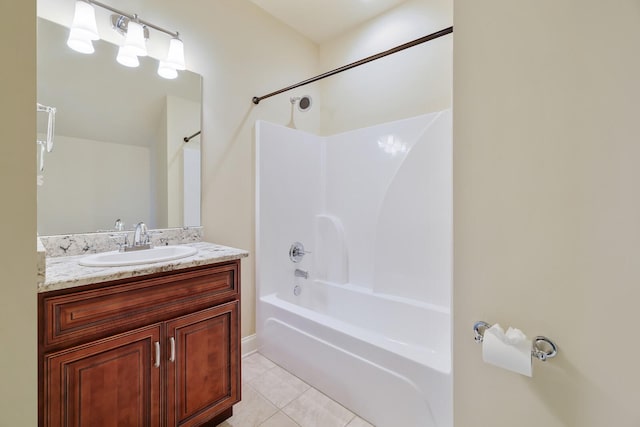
[298,95,312,112]
[290,95,313,112]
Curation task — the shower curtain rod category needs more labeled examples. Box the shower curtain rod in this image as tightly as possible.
[251,26,453,105]
[183,130,201,142]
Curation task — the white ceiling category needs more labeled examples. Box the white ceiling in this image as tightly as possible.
[39,0,410,46]
[249,0,410,43]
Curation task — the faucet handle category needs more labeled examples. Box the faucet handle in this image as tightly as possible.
[289,242,311,263]
[141,223,150,244]
[108,233,128,251]
[145,230,161,243]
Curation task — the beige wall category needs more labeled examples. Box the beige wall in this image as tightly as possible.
[184,0,453,338]
[319,0,452,135]
[0,1,37,425]
[454,1,640,426]
[35,0,451,342]
[38,0,320,339]
[192,0,454,337]
[37,135,151,234]
[166,96,201,227]
[143,0,321,338]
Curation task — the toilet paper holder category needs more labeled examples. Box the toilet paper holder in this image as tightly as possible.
[473,321,558,361]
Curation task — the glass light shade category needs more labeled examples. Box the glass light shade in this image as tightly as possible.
[69,1,99,41]
[123,21,147,57]
[157,61,178,79]
[164,37,185,70]
[67,28,95,54]
[116,46,140,67]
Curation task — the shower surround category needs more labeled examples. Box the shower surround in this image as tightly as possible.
[256,110,452,427]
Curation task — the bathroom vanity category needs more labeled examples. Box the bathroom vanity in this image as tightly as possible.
[37,237,248,427]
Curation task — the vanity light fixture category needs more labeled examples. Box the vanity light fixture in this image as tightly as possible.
[66,0,99,54]
[66,0,186,78]
[157,60,178,79]
[157,35,185,79]
[164,36,186,70]
[116,45,140,68]
[120,17,148,58]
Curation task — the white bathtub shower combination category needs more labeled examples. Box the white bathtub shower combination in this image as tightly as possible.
[256,110,452,427]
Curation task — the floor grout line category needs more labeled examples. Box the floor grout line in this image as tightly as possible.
[344,413,357,427]
[236,352,373,427]
[247,366,310,409]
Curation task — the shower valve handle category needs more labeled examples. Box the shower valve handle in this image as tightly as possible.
[289,242,311,263]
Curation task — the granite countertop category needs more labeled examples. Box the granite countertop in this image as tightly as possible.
[37,236,46,287]
[40,242,249,293]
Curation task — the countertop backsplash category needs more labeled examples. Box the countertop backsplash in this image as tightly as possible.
[37,236,46,287]
[39,227,203,258]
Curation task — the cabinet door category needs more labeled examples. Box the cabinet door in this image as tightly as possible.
[166,301,240,427]
[44,326,162,427]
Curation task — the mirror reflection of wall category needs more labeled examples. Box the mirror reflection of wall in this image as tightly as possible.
[36,17,202,236]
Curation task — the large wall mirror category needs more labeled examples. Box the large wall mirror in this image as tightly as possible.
[37,17,202,236]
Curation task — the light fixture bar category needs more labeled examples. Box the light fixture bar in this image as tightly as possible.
[111,15,149,39]
[68,0,186,78]
[88,0,179,38]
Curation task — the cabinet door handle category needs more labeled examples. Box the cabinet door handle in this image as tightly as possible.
[154,341,160,368]
[169,337,176,362]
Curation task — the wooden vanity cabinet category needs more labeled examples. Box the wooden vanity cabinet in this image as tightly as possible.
[45,325,163,426]
[38,260,241,427]
[166,304,237,426]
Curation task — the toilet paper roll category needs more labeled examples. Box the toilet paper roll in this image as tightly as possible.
[482,324,532,377]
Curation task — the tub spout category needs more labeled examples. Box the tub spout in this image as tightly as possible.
[294,268,309,279]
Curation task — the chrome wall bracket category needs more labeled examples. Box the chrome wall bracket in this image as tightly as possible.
[111,14,150,39]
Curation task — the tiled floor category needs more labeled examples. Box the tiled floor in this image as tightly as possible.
[217,352,375,427]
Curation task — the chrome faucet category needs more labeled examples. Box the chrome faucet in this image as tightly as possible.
[294,268,309,279]
[133,222,149,246]
[124,222,151,251]
[114,218,124,231]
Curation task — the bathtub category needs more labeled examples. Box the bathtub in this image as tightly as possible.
[256,112,452,426]
[257,279,452,427]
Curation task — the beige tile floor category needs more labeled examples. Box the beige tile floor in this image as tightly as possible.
[217,352,375,427]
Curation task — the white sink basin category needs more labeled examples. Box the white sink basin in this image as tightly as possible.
[79,245,198,267]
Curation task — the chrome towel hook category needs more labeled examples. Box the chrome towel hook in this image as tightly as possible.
[473,321,558,362]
